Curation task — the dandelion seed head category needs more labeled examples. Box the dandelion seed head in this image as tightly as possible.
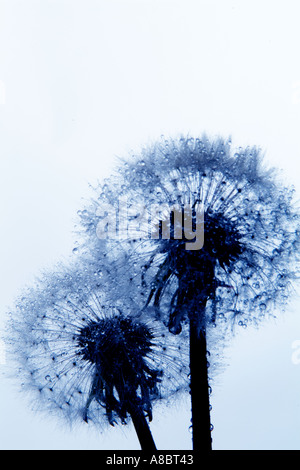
[78,134,300,332]
[6,261,189,429]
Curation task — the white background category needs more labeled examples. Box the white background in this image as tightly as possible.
[0,0,300,450]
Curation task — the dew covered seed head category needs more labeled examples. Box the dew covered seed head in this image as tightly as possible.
[78,135,300,333]
[6,264,189,429]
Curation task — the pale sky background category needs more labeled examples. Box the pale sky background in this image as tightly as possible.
[1,0,300,450]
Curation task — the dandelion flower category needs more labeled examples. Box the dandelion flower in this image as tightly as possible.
[78,134,300,450]
[6,261,189,450]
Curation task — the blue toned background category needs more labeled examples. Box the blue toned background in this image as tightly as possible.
[1,0,300,450]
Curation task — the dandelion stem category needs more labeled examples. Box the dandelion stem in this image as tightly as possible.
[128,404,157,451]
[189,313,212,452]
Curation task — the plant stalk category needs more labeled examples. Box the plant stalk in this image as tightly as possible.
[128,404,157,451]
[189,314,212,451]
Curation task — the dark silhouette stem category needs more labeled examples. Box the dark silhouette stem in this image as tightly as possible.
[189,314,212,451]
[128,404,157,451]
